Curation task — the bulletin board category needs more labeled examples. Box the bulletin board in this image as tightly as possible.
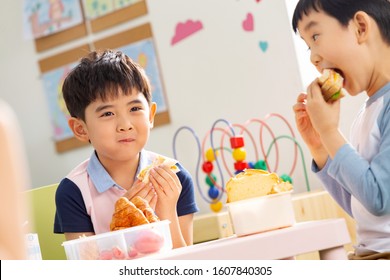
[38,45,92,153]
[23,0,87,52]
[29,0,148,52]
[88,0,148,32]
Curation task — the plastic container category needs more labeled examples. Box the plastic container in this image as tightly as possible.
[227,191,295,236]
[62,220,172,260]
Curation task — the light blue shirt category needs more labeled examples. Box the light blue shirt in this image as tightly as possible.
[313,82,390,254]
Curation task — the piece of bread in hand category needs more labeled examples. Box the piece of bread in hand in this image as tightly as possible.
[318,69,345,102]
[110,196,159,231]
[137,156,179,184]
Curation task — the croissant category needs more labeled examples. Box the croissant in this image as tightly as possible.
[110,196,159,231]
[131,196,160,223]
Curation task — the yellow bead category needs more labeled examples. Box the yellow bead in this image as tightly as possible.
[210,201,223,212]
[205,148,217,162]
[232,148,246,161]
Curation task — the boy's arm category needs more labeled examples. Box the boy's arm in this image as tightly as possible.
[164,213,194,248]
[54,178,95,236]
[178,214,194,245]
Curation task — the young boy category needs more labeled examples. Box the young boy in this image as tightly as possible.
[54,49,199,249]
[292,0,390,259]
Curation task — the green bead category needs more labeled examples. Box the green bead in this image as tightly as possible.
[205,174,217,186]
[254,160,267,171]
[280,174,293,184]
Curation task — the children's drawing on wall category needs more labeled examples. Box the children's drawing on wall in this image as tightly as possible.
[83,0,141,19]
[23,0,84,39]
[121,38,168,113]
[42,64,75,141]
[171,19,203,46]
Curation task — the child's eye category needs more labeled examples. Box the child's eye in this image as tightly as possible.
[101,112,114,117]
[130,107,143,112]
[312,34,319,41]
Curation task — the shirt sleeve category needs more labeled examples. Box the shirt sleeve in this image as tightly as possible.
[54,178,94,233]
[312,157,352,217]
[176,162,200,216]
[328,141,390,216]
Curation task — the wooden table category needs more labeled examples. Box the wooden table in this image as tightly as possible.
[148,219,351,260]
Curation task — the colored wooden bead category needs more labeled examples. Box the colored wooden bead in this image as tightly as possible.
[234,161,248,171]
[248,161,255,169]
[205,174,217,186]
[232,147,246,161]
[210,200,223,212]
[230,136,245,148]
[254,160,267,170]
[205,148,217,162]
[202,161,213,173]
[208,186,219,199]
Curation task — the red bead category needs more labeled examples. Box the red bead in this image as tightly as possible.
[230,136,245,148]
[234,161,248,171]
[202,161,214,173]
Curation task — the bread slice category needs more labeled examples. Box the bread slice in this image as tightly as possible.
[138,156,179,183]
[318,69,345,102]
[226,169,293,203]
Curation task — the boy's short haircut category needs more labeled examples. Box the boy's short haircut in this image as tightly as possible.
[62,49,152,121]
[292,0,390,45]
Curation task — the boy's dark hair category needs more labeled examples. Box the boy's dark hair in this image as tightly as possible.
[62,49,152,121]
[292,0,390,45]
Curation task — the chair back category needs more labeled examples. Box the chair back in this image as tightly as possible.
[25,184,66,260]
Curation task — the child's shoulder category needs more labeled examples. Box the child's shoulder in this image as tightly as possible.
[63,157,90,184]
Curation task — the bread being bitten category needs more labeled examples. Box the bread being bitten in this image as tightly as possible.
[318,69,345,102]
[110,196,159,231]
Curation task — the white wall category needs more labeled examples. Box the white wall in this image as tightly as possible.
[0,0,364,214]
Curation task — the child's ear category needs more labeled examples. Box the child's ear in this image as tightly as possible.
[149,102,157,128]
[68,117,89,142]
[353,11,370,43]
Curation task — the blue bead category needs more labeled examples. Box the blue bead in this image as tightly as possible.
[208,187,219,199]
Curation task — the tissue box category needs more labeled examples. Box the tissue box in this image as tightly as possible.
[227,191,295,236]
[62,220,172,260]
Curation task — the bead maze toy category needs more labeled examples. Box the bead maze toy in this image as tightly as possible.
[172,113,310,213]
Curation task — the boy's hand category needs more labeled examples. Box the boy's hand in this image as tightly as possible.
[293,92,323,150]
[148,165,182,220]
[305,79,341,136]
[123,180,157,210]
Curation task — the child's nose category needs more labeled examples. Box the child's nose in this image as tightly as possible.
[117,117,133,131]
[310,51,322,69]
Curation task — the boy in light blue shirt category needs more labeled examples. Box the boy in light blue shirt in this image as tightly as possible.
[292,0,390,259]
